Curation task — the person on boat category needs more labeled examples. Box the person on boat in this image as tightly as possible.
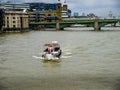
[44,47,53,54]
[51,41,62,57]
[51,41,60,51]
[48,47,53,54]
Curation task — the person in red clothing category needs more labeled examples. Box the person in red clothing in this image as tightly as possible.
[47,47,53,54]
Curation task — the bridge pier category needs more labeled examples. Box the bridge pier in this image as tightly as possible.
[111,23,116,27]
[56,21,60,30]
[94,19,101,31]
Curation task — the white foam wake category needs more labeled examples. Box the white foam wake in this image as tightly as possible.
[32,56,43,59]
[61,55,72,59]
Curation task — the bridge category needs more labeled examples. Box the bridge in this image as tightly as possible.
[29,19,120,31]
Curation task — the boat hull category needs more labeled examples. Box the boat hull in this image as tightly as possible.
[42,50,62,60]
[42,54,59,60]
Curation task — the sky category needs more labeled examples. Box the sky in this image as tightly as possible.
[2,0,120,17]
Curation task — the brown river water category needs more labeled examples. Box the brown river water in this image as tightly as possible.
[0,27,120,90]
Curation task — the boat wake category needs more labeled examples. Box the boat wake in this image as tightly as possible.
[32,49,72,60]
[61,52,72,59]
[61,55,72,59]
[32,55,72,60]
[32,55,43,59]
[32,52,72,59]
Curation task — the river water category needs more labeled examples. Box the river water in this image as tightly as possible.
[0,27,120,90]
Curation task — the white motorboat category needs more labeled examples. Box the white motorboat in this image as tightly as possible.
[42,41,62,60]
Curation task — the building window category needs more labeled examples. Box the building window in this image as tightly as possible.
[48,14,51,16]
[7,17,9,19]
[13,25,16,28]
[13,17,15,19]
[13,21,15,23]
[17,24,19,27]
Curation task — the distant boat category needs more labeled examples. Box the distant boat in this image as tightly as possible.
[41,41,62,60]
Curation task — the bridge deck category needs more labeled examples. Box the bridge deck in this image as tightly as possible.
[29,19,120,30]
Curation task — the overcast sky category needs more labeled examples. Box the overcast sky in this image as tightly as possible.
[4,0,120,17]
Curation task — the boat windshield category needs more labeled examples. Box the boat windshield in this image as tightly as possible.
[43,43,60,52]
[44,43,59,47]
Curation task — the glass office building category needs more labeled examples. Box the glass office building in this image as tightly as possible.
[27,3,57,11]
[0,3,29,10]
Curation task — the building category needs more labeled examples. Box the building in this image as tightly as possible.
[28,12,45,22]
[27,2,64,20]
[62,11,68,18]
[27,3,57,11]
[1,2,70,21]
[67,9,72,18]
[73,12,79,17]
[82,12,85,16]
[108,10,113,19]
[4,11,29,31]
[0,3,29,10]
[87,13,98,18]
[62,3,69,18]
[0,9,4,31]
